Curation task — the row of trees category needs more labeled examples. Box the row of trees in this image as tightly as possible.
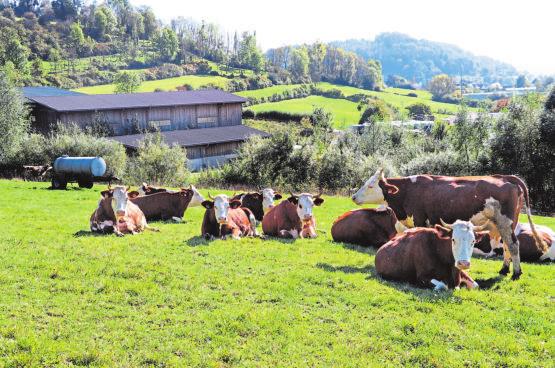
[266,43,383,90]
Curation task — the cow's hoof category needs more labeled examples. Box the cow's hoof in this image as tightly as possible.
[511,271,522,281]
[499,265,510,276]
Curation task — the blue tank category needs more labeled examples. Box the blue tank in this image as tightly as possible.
[53,156,107,177]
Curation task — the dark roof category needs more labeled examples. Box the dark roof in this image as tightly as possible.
[110,125,270,148]
[21,86,84,98]
[26,89,247,112]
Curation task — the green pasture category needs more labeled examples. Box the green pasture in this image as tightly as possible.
[248,96,362,129]
[236,84,304,99]
[74,75,231,94]
[0,180,553,367]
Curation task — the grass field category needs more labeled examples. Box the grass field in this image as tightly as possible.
[316,82,462,117]
[236,84,304,99]
[248,96,362,129]
[74,75,231,94]
[0,180,554,367]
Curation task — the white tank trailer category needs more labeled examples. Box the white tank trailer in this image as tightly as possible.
[51,156,117,189]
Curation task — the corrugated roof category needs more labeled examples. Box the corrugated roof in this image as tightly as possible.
[22,86,85,98]
[27,89,247,112]
[110,125,270,148]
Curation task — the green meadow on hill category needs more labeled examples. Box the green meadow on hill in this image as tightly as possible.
[0,180,553,367]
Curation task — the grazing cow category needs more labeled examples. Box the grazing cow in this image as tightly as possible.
[201,194,256,240]
[475,223,555,262]
[23,165,51,180]
[90,186,152,236]
[331,206,406,248]
[139,183,205,207]
[231,188,283,222]
[130,189,194,222]
[376,220,489,290]
[352,169,547,279]
[262,193,324,239]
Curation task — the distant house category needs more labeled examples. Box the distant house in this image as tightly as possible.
[24,89,269,171]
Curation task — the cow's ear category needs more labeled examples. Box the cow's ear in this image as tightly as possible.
[128,191,140,199]
[435,224,451,238]
[274,193,283,200]
[313,197,324,206]
[474,230,489,243]
[101,190,113,198]
[201,200,214,209]
[229,200,242,209]
[287,196,298,205]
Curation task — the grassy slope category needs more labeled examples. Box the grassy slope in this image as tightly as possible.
[74,75,230,94]
[236,84,304,99]
[316,82,461,116]
[0,180,554,367]
[248,96,361,129]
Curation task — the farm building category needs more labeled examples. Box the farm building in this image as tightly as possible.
[111,125,270,171]
[25,89,246,134]
[24,88,269,170]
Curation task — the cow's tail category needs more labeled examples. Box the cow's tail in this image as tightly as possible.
[242,207,258,236]
[502,175,548,253]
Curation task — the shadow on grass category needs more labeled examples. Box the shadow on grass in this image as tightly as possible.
[316,262,376,276]
[474,275,505,290]
[186,236,210,247]
[334,241,378,256]
[73,230,105,237]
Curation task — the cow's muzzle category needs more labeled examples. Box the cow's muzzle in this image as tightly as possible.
[456,260,471,270]
[218,217,228,224]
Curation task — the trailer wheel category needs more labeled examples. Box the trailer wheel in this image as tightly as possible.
[78,178,94,189]
[52,176,67,190]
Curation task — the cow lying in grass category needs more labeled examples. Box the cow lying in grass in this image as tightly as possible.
[201,194,257,240]
[376,220,489,290]
[90,186,155,236]
[474,223,555,262]
[232,188,282,223]
[262,192,324,239]
[139,183,205,207]
[331,206,405,248]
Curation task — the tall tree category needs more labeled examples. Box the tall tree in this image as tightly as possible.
[428,74,456,99]
[114,71,142,93]
[52,0,81,20]
[0,28,29,69]
[290,47,309,79]
[156,28,178,62]
[0,71,29,164]
[140,7,158,40]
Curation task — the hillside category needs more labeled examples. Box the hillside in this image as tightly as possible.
[331,33,519,84]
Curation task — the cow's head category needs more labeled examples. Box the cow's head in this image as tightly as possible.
[262,188,282,212]
[288,192,324,223]
[201,194,241,225]
[103,185,131,223]
[187,184,205,207]
[439,219,489,270]
[352,168,397,205]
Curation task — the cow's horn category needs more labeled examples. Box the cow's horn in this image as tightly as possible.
[473,221,490,232]
[142,182,147,187]
[107,183,112,190]
[208,192,214,200]
[290,192,300,197]
[440,218,453,229]
[126,186,131,192]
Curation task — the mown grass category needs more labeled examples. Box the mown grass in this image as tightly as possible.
[249,96,362,129]
[236,84,304,99]
[0,180,554,367]
[74,75,231,94]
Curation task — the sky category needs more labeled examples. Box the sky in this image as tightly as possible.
[130,0,555,75]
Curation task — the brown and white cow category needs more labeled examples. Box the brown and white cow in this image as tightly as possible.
[331,206,405,248]
[90,186,153,236]
[130,189,194,222]
[376,220,489,290]
[474,223,555,262]
[352,169,547,279]
[201,194,256,240]
[138,183,205,207]
[262,193,324,239]
[231,188,283,223]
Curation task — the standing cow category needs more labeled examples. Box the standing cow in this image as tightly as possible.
[352,169,547,279]
[139,183,205,207]
[201,194,257,240]
[130,189,194,222]
[90,186,153,236]
[376,220,489,290]
[232,188,282,222]
[262,193,324,239]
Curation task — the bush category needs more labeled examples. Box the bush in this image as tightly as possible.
[359,100,393,123]
[407,92,418,98]
[242,110,255,119]
[406,102,434,121]
[124,132,189,186]
[401,150,476,177]
[253,111,307,123]
[0,71,30,165]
